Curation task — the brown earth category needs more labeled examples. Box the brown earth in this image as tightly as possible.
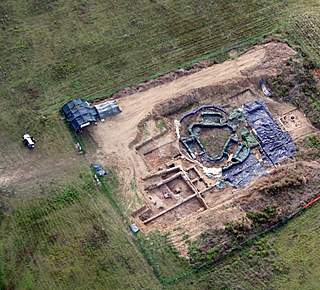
[91,41,296,213]
[88,41,319,258]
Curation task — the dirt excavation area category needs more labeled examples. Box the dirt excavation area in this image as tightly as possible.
[91,41,320,256]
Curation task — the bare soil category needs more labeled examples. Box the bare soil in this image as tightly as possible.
[91,41,295,212]
[90,41,320,256]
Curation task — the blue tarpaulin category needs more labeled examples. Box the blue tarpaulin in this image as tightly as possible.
[243,101,296,165]
[223,100,296,188]
[179,100,296,188]
[94,100,121,120]
[223,153,266,188]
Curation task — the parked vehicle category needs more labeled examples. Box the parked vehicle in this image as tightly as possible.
[129,224,140,234]
[91,163,107,177]
[23,134,35,149]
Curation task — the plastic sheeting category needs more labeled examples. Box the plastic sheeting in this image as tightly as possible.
[180,101,296,188]
[243,101,296,165]
[223,100,295,187]
[259,79,272,97]
[94,100,121,120]
[201,111,224,124]
[223,153,266,187]
[240,128,259,148]
[232,144,250,162]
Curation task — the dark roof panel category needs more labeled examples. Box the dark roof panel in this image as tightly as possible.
[62,99,97,131]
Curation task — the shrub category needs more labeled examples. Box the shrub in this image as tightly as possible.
[50,60,76,80]
[247,206,277,227]
[307,135,320,148]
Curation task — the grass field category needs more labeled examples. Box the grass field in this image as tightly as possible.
[0,173,161,290]
[271,203,320,290]
[0,0,319,165]
[1,0,320,289]
[2,170,320,290]
[288,10,320,63]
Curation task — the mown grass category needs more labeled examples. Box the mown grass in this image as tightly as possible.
[286,0,320,64]
[0,172,160,290]
[270,202,320,290]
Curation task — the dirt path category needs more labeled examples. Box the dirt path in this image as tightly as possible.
[0,155,88,194]
[92,41,295,211]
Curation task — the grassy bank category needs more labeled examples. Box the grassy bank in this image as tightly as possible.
[164,202,320,289]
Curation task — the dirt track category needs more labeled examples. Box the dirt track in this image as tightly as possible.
[91,41,295,211]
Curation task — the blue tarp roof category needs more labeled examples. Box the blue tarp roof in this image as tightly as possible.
[61,99,97,131]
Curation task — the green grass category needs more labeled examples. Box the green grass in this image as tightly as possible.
[0,172,160,290]
[1,0,320,289]
[0,0,318,166]
[307,135,320,148]
[137,232,192,283]
[286,2,320,64]
[271,203,320,289]
[0,241,4,290]
[158,203,320,290]
[1,169,320,290]
[1,0,319,168]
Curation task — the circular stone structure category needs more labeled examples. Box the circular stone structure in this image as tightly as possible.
[178,104,258,170]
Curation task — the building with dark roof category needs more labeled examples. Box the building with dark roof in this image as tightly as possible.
[61,98,121,132]
[61,99,98,132]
